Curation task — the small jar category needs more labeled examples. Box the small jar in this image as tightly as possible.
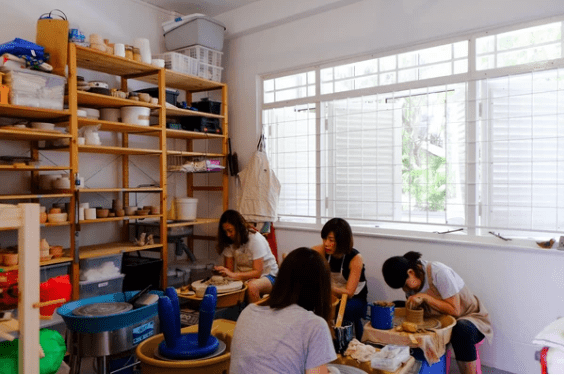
[133,47,142,62]
[125,45,134,60]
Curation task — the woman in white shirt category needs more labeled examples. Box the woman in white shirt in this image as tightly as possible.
[382,251,492,374]
[214,209,279,303]
[230,247,337,373]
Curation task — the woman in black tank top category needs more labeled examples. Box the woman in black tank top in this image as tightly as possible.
[313,218,368,340]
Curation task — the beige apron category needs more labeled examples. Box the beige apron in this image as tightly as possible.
[424,264,493,343]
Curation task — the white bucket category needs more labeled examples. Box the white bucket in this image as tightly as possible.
[176,198,198,221]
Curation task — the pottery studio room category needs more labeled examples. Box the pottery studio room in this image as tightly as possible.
[0,0,564,374]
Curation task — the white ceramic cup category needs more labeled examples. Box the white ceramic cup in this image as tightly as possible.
[79,207,85,221]
[114,43,125,57]
[84,208,96,220]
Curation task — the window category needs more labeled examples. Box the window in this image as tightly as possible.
[262,19,564,237]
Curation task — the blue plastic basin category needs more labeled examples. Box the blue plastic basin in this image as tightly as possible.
[57,291,163,334]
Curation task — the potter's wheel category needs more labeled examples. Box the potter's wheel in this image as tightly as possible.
[72,302,132,317]
[191,279,243,294]
[393,315,441,330]
[153,338,226,362]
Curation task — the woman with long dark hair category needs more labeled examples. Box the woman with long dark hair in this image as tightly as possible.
[382,251,493,374]
[230,247,336,373]
[214,209,278,303]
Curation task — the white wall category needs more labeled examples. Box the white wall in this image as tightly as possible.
[217,0,564,373]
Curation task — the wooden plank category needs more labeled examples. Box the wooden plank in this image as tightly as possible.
[0,193,73,200]
[167,218,219,228]
[0,128,71,141]
[79,242,163,259]
[18,203,40,374]
[79,214,162,224]
[74,91,161,109]
[78,145,162,155]
[137,70,225,92]
[77,187,162,193]
[0,165,70,172]
[0,103,69,121]
[165,128,225,140]
[74,44,158,77]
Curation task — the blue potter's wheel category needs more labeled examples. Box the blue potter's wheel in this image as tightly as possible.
[158,333,219,360]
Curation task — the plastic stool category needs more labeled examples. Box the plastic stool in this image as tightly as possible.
[446,338,485,374]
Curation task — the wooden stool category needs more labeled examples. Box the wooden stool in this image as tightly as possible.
[446,338,485,374]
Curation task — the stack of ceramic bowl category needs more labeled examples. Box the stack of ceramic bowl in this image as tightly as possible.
[77,76,90,91]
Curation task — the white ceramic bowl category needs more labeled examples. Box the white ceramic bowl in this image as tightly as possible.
[31,122,55,131]
[47,213,68,223]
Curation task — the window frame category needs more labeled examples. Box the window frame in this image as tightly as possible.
[260,14,564,240]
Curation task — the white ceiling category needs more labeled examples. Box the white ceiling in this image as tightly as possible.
[139,0,262,17]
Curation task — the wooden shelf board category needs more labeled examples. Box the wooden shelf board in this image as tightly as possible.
[0,103,70,120]
[137,70,225,92]
[78,187,162,193]
[165,107,224,119]
[75,118,162,134]
[167,151,224,158]
[74,91,161,109]
[167,218,219,228]
[0,165,71,172]
[78,145,162,155]
[0,193,73,200]
[79,214,162,224]
[79,242,163,259]
[165,128,225,140]
[0,127,72,141]
[0,256,72,271]
[42,221,71,227]
[74,44,160,77]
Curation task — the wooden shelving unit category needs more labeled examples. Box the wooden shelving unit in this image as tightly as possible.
[0,43,229,300]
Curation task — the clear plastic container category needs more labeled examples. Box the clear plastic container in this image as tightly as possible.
[3,68,66,110]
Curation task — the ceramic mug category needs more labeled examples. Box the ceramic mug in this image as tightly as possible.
[114,43,125,57]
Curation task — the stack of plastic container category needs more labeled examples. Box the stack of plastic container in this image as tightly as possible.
[160,14,226,82]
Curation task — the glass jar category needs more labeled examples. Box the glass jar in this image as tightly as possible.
[133,47,142,62]
[125,45,134,60]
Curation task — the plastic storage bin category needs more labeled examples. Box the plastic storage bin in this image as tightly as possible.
[191,98,221,114]
[79,254,123,275]
[164,15,226,51]
[40,262,71,282]
[122,255,163,291]
[181,117,221,133]
[2,67,66,110]
[153,52,198,76]
[79,274,125,299]
[135,87,179,106]
[197,62,223,82]
[176,45,222,67]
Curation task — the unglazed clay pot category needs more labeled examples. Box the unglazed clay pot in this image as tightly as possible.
[406,307,424,324]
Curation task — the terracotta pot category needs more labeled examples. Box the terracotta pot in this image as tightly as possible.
[96,208,109,218]
[40,211,48,224]
[49,207,62,214]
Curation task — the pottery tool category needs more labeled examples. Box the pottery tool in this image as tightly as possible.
[335,293,348,328]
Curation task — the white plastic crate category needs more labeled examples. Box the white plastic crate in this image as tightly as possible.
[175,45,222,67]
[198,62,223,82]
[153,52,198,76]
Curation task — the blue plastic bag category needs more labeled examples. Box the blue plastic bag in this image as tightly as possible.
[0,38,45,59]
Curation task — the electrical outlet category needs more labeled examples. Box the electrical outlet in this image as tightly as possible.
[558,236,564,250]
